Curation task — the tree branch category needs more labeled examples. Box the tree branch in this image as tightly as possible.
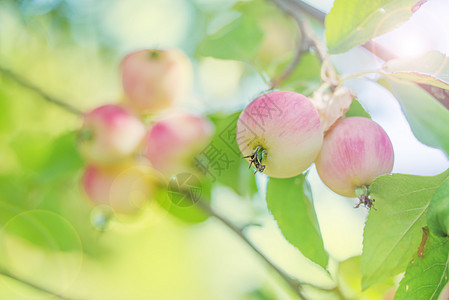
[269,0,338,89]
[269,0,327,62]
[0,268,77,300]
[277,0,449,109]
[0,66,84,116]
[195,199,306,299]
[289,0,326,23]
[269,30,304,89]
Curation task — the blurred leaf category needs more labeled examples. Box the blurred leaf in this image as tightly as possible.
[38,131,83,182]
[266,174,328,268]
[199,15,264,61]
[325,0,419,54]
[395,230,449,300]
[382,51,449,90]
[0,89,14,133]
[362,169,449,289]
[427,177,449,237]
[18,0,62,16]
[338,256,394,299]
[0,176,28,208]
[0,201,24,227]
[271,53,321,96]
[0,210,82,252]
[345,99,371,118]
[379,78,449,157]
[155,178,211,224]
[206,112,258,197]
[243,286,278,300]
[9,132,52,171]
[418,84,449,110]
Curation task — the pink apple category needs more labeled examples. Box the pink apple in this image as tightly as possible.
[236,91,323,178]
[143,112,214,177]
[121,49,193,113]
[78,104,146,166]
[315,117,394,198]
[82,163,161,214]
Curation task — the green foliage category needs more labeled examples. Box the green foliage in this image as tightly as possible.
[395,230,449,300]
[3,0,449,298]
[362,169,449,289]
[155,178,212,224]
[38,132,84,182]
[337,256,393,299]
[243,286,278,300]
[0,89,14,133]
[207,112,258,197]
[271,53,322,96]
[0,210,82,252]
[326,0,418,54]
[266,174,328,268]
[382,51,449,90]
[9,132,53,172]
[345,99,371,118]
[198,15,264,61]
[380,78,449,157]
[427,178,449,237]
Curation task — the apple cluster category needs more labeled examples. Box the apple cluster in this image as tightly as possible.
[78,49,213,215]
[237,91,394,208]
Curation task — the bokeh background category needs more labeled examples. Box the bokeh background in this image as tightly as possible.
[1,0,449,299]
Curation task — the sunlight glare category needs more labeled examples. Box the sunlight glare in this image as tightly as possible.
[391,30,430,59]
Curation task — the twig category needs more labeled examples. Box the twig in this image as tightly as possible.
[361,40,397,61]
[270,0,327,62]
[195,199,306,299]
[0,66,83,116]
[274,0,396,64]
[269,30,303,89]
[269,0,338,89]
[0,268,77,300]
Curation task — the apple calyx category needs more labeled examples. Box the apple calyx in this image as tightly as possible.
[243,145,268,174]
[354,185,376,210]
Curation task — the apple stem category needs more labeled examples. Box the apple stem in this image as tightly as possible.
[149,50,160,59]
[78,128,94,142]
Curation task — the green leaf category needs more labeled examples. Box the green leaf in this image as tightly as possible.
[326,0,419,54]
[266,174,328,268]
[361,169,449,289]
[0,201,24,227]
[427,177,449,237]
[0,210,82,252]
[198,15,264,61]
[38,131,83,182]
[337,256,394,299]
[155,177,212,224]
[345,99,371,118]
[270,53,321,96]
[206,112,258,197]
[382,51,449,90]
[395,230,449,300]
[0,89,14,133]
[9,132,52,171]
[379,78,449,157]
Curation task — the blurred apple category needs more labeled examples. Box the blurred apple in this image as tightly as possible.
[82,163,162,214]
[78,104,146,166]
[121,49,193,113]
[382,287,396,300]
[143,111,214,177]
[439,281,449,300]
